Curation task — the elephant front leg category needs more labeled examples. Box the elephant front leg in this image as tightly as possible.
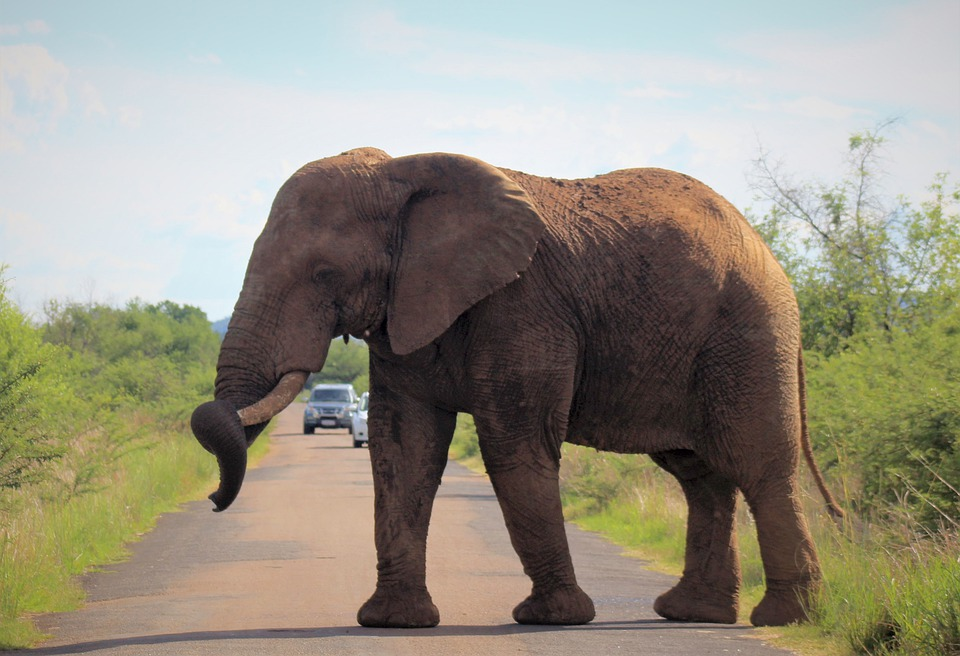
[482,442,595,625]
[356,392,456,628]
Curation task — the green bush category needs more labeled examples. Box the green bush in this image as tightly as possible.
[807,307,960,527]
[0,269,69,502]
[0,270,226,648]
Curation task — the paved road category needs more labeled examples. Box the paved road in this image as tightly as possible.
[18,403,794,655]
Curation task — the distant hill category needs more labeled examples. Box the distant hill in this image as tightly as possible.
[211,316,230,338]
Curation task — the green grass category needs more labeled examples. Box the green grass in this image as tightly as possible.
[0,424,271,650]
[809,517,960,656]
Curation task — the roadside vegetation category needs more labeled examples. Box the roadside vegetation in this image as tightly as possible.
[0,280,249,648]
[454,127,960,656]
[0,281,369,649]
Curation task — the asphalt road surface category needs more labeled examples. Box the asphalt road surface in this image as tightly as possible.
[19,403,795,655]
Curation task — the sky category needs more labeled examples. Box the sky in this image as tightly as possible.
[1,0,958,322]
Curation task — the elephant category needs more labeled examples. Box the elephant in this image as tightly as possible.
[190,147,843,629]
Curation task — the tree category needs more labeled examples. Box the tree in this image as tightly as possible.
[0,269,65,500]
[806,306,960,527]
[748,123,960,355]
[747,126,960,526]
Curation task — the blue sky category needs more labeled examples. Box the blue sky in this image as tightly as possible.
[1,0,958,321]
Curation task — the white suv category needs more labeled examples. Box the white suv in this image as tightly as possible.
[351,392,369,448]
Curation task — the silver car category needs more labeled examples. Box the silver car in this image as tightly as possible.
[303,383,358,434]
[351,392,369,448]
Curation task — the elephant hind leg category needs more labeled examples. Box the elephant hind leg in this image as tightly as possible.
[484,454,596,625]
[740,480,821,626]
[650,450,740,624]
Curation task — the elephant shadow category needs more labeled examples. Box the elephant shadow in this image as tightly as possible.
[18,621,755,654]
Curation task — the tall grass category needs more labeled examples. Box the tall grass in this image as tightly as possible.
[810,513,960,655]
[0,428,269,649]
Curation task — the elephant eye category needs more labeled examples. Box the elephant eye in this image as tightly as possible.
[312,267,335,285]
[312,266,344,287]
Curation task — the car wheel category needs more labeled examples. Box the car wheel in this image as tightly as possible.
[304,425,315,434]
[353,439,363,448]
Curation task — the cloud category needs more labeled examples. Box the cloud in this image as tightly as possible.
[352,9,754,89]
[0,19,51,36]
[726,0,960,114]
[0,44,69,148]
[2,3,956,322]
[745,96,870,121]
[25,20,51,34]
[624,85,686,101]
[0,204,179,314]
[180,192,267,242]
[79,81,106,117]
[117,105,143,128]
[429,104,570,134]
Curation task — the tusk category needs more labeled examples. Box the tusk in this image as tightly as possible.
[237,371,308,426]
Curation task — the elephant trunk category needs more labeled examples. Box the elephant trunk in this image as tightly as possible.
[191,371,308,511]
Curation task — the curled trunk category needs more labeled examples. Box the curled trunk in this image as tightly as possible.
[191,371,308,511]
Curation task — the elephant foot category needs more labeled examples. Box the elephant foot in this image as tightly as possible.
[749,579,814,627]
[512,584,595,625]
[654,580,738,624]
[357,583,440,628]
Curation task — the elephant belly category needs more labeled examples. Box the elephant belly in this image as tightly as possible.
[566,407,696,455]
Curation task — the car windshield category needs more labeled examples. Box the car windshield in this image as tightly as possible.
[310,389,351,402]
[358,396,369,411]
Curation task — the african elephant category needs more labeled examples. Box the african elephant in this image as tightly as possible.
[190,147,843,629]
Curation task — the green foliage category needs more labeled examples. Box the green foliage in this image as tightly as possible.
[559,446,651,517]
[806,309,960,527]
[0,269,225,648]
[749,124,960,356]
[0,270,68,500]
[41,298,219,422]
[750,123,960,526]
[448,414,482,471]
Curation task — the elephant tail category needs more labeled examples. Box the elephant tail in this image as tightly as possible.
[798,348,845,521]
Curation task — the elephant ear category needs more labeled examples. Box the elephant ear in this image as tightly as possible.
[383,153,546,356]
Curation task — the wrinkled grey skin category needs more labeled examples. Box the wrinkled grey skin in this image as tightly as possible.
[191,147,842,629]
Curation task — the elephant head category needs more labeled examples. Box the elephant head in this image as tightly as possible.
[190,148,545,511]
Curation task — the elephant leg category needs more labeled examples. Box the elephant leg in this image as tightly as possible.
[740,479,821,626]
[477,418,595,625]
[691,329,822,626]
[649,450,741,623]
[356,389,456,628]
